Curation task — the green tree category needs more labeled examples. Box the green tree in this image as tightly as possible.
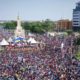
[42,19,55,32]
[4,21,16,29]
[3,19,56,33]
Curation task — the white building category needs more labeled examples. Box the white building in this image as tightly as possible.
[14,15,25,38]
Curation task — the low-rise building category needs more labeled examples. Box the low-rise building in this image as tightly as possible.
[56,19,72,31]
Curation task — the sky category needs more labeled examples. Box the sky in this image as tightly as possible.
[0,0,80,21]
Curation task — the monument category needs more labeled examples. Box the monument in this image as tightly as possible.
[14,15,25,38]
[13,15,26,43]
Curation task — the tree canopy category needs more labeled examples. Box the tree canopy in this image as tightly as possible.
[4,21,17,29]
[3,19,56,33]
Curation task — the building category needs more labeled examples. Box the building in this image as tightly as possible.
[73,1,80,31]
[56,19,72,31]
[13,15,26,43]
[14,15,25,38]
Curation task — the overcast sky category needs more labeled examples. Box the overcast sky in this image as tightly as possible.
[0,0,79,21]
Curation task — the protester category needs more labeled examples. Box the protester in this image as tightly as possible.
[0,31,80,80]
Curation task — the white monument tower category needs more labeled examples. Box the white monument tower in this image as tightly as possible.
[14,15,25,38]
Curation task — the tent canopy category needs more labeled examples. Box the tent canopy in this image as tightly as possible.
[27,37,38,44]
[0,38,9,46]
[8,37,13,42]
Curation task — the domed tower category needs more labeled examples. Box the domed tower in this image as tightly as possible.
[14,15,25,38]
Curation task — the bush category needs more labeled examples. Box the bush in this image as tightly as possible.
[66,30,73,35]
[76,52,80,61]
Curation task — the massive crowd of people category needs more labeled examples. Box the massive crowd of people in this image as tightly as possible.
[0,31,80,80]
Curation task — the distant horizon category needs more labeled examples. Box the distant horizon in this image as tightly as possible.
[0,18,72,21]
[0,0,79,21]
[0,18,73,22]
